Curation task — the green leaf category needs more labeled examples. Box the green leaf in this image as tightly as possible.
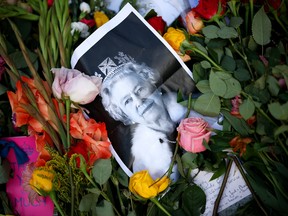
[95,200,115,216]
[181,152,198,169]
[0,160,11,184]
[92,159,112,185]
[274,125,288,137]
[222,110,251,136]
[79,193,99,212]
[221,55,236,71]
[209,71,227,97]
[182,184,206,215]
[194,92,221,116]
[222,77,242,99]
[193,63,207,83]
[200,60,211,69]
[217,26,238,39]
[234,68,251,81]
[116,167,128,187]
[194,41,208,55]
[239,98,255,120]
[202,25,220,39]
[229,17,243,28]
[268,102,288,120]
[9,50,38,69]
[196,80,211,93]
[267,75,280,96]
[0,84,8,96]
[210,160,226,181]
[252,7,271,45]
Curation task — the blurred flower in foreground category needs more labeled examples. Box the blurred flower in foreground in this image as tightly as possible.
[229,135,252,157]
[147,16,166,36]
[177,117,211,153]
[23,163,64,215]
[71,22,90,38]
[23,164,56,202]
[94,11,109,28]
[79,2,91,13]
[129,170,170,199]
[185,10,204,34]
[51,67,102,105]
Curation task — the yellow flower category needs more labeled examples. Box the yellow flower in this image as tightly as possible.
[94,11,109,28]
[29,167,55,194]
[129,170,170,199]
[163,27,186,51]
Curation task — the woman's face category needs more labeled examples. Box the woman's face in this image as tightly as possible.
[109,73,168,125]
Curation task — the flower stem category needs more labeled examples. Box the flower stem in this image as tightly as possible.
[82,170,122,216]
[65,98,71,151]
[212,159,233,216]
[68,166,75,216]
[50,191,65,216]
[150,197,171,216]
[192,48,223,71]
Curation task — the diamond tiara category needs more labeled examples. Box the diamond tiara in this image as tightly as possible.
[95,52,136,82]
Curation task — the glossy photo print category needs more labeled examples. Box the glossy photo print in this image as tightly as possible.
[71,3,196,178]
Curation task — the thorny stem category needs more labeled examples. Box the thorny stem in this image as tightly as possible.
[229,39,254,80]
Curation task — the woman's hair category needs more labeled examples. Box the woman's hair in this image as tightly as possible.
[101,62,160,125]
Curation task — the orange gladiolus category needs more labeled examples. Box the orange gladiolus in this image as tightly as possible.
[7,80,30,127]
[229,136,252,157]
[69,111,111,160]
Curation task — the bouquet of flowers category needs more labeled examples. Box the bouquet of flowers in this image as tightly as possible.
[0,0,288,215]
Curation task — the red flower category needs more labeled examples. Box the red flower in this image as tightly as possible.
[192,0,227,20]
[266,0,282,11]
[80,18,96,28]
[47,0,53,7]
[147,16,167,36]
[229,136,252,156]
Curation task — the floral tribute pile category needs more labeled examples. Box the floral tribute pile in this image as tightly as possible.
[0,0,288,216]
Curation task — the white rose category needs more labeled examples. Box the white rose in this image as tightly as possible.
[79,2,91,13]
[51,67,102,105]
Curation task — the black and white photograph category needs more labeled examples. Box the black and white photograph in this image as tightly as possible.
[71,3,219,179]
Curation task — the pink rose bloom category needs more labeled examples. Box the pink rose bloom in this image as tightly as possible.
[51,67,102,105]
[177,117,212,153]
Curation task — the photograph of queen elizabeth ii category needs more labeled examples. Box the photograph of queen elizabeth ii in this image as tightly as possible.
[70,4,221,179]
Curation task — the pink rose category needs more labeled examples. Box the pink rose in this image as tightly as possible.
[177,117,212,153]
[51,67,102,105]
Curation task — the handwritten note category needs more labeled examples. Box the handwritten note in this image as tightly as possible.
[3,136,54,216]
[192,162,251,215]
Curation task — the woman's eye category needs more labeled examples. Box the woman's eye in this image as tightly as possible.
[124,97,132,106]
[137,87,143,94]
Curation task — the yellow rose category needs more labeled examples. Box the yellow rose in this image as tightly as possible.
[129,170,170,199]
[29,167,55,193]
[163,27,186,51]
[94,11,109,28]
